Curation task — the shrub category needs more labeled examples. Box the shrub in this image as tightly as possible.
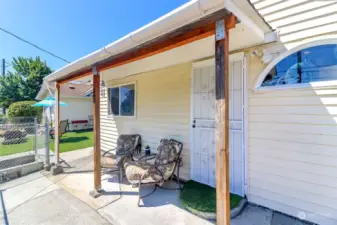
[2,129,27,145]
[0,130,5,137]
[8,101,42,121]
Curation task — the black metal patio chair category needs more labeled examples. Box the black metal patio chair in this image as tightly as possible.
[49,119,69,139]
[101,134,141,185]
[123,139,183,206]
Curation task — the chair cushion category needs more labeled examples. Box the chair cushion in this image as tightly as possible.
[124,160,163,184]
[123,139,182,185]
[101,155,121,169]
[116,135,139,155]
[154,139,180,166]
[154,139,180,178]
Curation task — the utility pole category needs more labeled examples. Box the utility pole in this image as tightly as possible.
[1,59,5,75]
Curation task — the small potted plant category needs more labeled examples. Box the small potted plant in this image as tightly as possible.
[145,144,151,156]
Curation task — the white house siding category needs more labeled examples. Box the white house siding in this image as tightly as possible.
[250,0,337,48]
[60,97,92,122]
[247,48,337,223]
[100,63,192,180]
[44,97,93,124]
[246,1,337,224]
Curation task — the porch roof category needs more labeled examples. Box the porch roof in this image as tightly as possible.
[43,0,225,83]
[42,0,271,85]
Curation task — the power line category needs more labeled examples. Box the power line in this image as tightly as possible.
[0,27,70,63]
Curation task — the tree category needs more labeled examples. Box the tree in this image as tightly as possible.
[0,72,22,113]
[0,57,52,111]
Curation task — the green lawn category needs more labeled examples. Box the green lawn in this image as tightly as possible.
[0,136,35,156]
[180,180,243,212]
[0,130,93,156]
[50,130,93,152]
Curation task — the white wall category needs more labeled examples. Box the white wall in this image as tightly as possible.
[247,52,337,225]
[60,97,92,122]
[44,97,93,128]
[245,2,337,224]
[100,63,191,180]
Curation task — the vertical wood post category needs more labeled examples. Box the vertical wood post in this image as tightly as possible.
[215,17,231,225]
[93,67,101,191]
[55,82,60,164]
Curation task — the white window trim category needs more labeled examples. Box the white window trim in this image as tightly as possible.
[107,82,136,118]
[254,39,337,91]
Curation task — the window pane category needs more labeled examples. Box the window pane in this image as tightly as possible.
[262,44,337,87]
[109,88,119,115]
[120,84,135,116]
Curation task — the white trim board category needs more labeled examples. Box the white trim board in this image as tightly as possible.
[106,82,137,118]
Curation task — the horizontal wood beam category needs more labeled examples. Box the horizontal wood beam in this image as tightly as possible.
[58,9,232,84]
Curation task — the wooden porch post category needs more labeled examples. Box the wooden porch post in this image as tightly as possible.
[92,67,102,195]
[55,82,60,164]
[215,14,236,225]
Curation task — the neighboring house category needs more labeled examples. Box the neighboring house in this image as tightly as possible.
[41,0,337,224]
[36,83,93,131]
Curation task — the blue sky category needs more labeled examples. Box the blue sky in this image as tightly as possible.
[0,0,188,71]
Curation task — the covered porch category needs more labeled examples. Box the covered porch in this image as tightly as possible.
[1,147,283,225]
[44,1,273,224]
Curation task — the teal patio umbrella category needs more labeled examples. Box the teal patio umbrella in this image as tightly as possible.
[32,96,68,107]
[32,96,68,122]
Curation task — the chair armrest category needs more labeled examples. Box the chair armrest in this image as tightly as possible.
[116,147,135,156]
[102,147,117,156]
[153,157,182,167]
[137,153,157,162]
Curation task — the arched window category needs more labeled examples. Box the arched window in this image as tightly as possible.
[261,44,337,87]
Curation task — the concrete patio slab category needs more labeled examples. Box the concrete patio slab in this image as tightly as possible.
[0,147,314,225]
[98,181,214,225]
[6,189,110,225]
[271,212,312,225]
[1,173,58,212]
[0,170,44,190]
[231,204,273,225]
[43,152,121,210]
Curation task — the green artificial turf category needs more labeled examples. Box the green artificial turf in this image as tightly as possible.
[180,180,243,212]
[0,130,93,156]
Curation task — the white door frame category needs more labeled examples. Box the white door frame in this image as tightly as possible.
[190,53,247,195]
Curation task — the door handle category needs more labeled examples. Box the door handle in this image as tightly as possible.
[192,120,196,128]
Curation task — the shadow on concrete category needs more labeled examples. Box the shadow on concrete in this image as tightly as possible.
[62,170,93,175]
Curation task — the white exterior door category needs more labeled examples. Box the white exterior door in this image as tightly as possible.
[191,64,217,187]
[191,54,246,196]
